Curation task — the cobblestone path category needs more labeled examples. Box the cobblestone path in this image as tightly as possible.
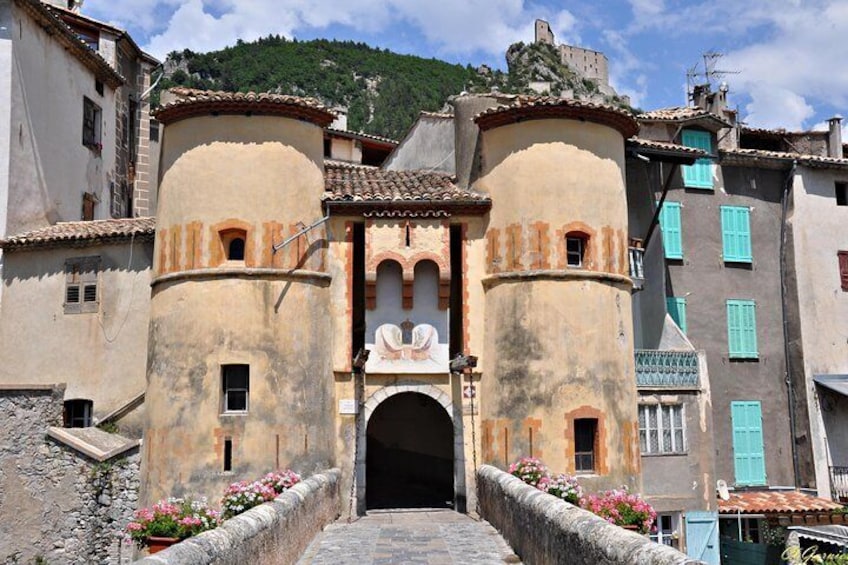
[298,509,521,565]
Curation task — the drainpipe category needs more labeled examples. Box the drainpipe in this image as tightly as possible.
[780,159,801,488]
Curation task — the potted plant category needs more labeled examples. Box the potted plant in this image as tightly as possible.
[581,487,657,535]
[126,497,220,553]
[538,473,583,505]
[508,457,549,488]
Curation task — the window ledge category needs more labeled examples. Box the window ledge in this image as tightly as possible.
[220,412,248,417]
[640,452,689,458]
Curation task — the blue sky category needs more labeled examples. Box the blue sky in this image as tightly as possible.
[85,0,848,131]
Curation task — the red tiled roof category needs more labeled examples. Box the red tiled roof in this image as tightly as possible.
[154,88,335,127]
[0,218,155,250]
[326,128,398,147]
[419,111,454,120]
[720,148,848,170]
[323,162,489,214]
[637,106,732,129]
[17,0,124,88]
[718,490,845,515]
[475,96,639,138]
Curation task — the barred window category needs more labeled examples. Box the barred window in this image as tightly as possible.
[639,404,685,454]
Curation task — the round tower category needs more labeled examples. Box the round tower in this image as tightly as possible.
[471,97,642,491]
[141,90,336,504]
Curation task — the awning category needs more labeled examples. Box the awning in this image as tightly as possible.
[789,525,848,547]
[814,375,848,397]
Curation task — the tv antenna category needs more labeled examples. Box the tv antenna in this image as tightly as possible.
[686,51,738,102]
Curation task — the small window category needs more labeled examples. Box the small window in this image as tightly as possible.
[82,192,97,221]
[228,238,245,261]
[223,437,233,471]
[149,119,160,143]
[220,229,247,262]
[82,97,102,151]
[727,299,758,359]
[721,206,752,263]
[63,399,93,428]
[639,404,685,454]
[658,201,683,259]
[681,129,713,189]
[574,418,597,473]
[566,236,585,268]
[835,182,848,206]
[222,365,249,413]
[64,256,100,314]
[95,80,104,96]
[650,513,679,547]
[839,251,848,291]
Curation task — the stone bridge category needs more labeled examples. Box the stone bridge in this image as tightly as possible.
[136,467,704,565]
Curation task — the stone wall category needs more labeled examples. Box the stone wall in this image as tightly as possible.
[0,386,140,565]
[134,469,341,565]
[477,465,704,565]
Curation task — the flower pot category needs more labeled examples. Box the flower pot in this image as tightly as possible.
[147,537,180,554]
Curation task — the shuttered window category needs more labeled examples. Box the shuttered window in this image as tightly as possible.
[681,130,713,189]
[731,401,766,486]
[839,251,848,291]
[658,201,683,259]
[64,256,100,314]
[727,299,757,359]
[666,297,687,335]
[721,206,752,263]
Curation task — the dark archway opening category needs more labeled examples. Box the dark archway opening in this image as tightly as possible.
[366,392,454,509]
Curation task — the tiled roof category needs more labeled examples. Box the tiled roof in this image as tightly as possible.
[720,148,848,170]
[323,162,490,214]
[420,111,454,120]
[475,96,639,138]
[17,0,124,88]
[628,138,707,157]
[154,88,335,127]
[326,128,398,146]
[0,218,155,250]
[637,106,732,129]
[718,490,845,515]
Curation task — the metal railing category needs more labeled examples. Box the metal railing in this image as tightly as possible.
[635,350,700,388]
[830,466,848,501]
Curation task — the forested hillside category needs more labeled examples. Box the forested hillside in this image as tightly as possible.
[158,37,629,139]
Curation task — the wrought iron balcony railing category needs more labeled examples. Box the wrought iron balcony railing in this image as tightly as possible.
[635,350,700,388]
[830,466,848,502]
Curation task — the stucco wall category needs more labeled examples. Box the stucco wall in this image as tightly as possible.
[8,2,118,234]
[477,465,704,565]
[383,115,456,174]
[143,113,334,505]
[0,241,152,434]
[664,164,795,488]
[0,386,140,565]
[474,118,640,491]
[790,167,848,496]
[134,469,341,565]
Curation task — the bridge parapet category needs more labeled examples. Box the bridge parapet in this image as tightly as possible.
[477,465,705,565]
[134,469,341,565]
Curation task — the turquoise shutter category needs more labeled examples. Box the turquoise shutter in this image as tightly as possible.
[731,401,766,486]
[721,206,752,262]
[666,297,687,334]
[727,300,757,358]
[682,130,713,189]
[658,201,683,259]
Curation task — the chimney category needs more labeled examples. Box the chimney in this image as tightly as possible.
[828,115,843,159]
[450,94,503,189]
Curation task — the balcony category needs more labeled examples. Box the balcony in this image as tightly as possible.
[629,243,644,290]
[830,466,848,502]
[635,350,700,389]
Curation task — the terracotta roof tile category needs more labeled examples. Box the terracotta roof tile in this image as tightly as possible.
[637,106,732,129]
[323,162,489,213]
[326,128,398,146]
[419,111,454,120]
[474,96,638,138]
[718,490,845,515]
[628,137,707,157]
[720,148,848,170]
[154,88,335,127]
[1,218,155,250]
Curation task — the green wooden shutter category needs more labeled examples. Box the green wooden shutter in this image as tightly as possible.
[721,206,752,263]
[731,401,766,486]
[658,201,683,259]
[666,297,687,334]
[727,299,757,358]
[682,130,713,189]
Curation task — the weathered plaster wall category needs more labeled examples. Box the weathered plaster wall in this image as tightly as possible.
[0,2,11,241]
[478,465,704,565]
[0,242,152,435]
[383,115,455,174]
[134,469,341,565]
[8,2,117,233]
[0,386,140,565]
[144,114,334,505]
[664,164,795,488]
[474,118,640,491]
[789,167,848,496]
